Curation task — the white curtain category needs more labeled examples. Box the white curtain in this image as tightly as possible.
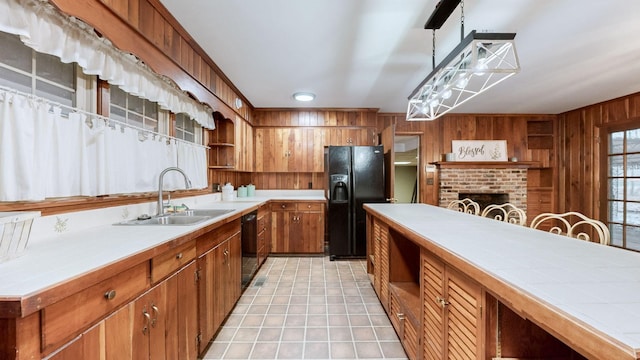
[0,90,207,201]
[0,0,215,130]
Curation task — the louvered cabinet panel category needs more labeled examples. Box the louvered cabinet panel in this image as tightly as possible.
[446,268,483,360]
[422,250,445,360]
[403,315,419,360]
[379,222,390,312]
[373,221,382,295]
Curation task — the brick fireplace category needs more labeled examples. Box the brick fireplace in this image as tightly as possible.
[437,162,528,212]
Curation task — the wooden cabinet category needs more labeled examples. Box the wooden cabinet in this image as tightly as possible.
[421,249,484,360]
[327,127,377,146]
[45,323,102,360]
[257,204,270,266]
[527,119,554,149]
[196,219,242,353]
[255,128,324,172]
[270,201,324,254]
[234,116,254,172]
[367,215,390,312]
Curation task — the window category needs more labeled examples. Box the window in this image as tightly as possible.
[174,113,202,143]
[607,127,640,250]
[0,31,76,108]
[110,85,161,132]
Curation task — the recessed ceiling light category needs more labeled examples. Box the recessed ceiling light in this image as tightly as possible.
[293,92,315,102]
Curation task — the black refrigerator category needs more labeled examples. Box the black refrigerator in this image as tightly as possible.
[327,145,385,260]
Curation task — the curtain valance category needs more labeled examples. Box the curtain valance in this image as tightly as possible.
[0,0,215,130]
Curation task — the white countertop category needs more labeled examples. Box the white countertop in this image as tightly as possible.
[364,203,640,355]
[0,190,325,300]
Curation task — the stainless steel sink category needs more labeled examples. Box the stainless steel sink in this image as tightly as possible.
[114,209,235,226]
[115,215,212,226]
[173,209,235,217]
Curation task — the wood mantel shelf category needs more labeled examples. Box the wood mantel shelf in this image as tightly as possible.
[430,161,539,169]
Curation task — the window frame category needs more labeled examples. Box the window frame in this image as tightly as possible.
[601,119,640,251]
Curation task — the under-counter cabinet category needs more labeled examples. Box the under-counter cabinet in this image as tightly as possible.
[421,249,484,360]
[257,204,271,266]
[197,219,242,353]
[367,215,390,312]
[45,244,199,360]
[270,201,324,254]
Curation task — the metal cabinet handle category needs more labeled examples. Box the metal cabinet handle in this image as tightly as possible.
[175,252,183,260]
[104,289,117,300]
[142,308,151,335]
[151,304,159,328]
[437,297,449,308]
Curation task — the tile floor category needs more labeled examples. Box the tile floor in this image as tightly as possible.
[201,256,408,360]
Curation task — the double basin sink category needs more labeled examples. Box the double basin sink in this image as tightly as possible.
[115,209,235,226]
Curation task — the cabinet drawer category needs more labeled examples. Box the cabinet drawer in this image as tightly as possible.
[151,240,196,283]
[271,202,296,211]
[42,261,150,354]
[258,215,268,232]
[297,202,324,211]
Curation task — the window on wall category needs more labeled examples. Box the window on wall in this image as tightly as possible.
[607,127,640,251]
[110,85,162,132]
[174,113,202,143]
[0,30,76,108]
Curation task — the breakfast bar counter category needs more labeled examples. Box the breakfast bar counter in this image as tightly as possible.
[364,203,640,360]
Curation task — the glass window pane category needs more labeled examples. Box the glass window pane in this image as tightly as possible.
[35,53,74,88]
[143,118,158,132]
[35,80,73,107]
[609,223,623,247]
[0,67,32,93]
[609,131,625,154]
[0,31,32,73]
[144,99,157,119]
[626,225,640,251]
[627,179,640,201]
[609,178,624,200]
[628,154,640,176]
[129,113,143,128]
[609,200,624,223]
[184,132,194,142]
[111,86,126,107]
[110,106,126,122]
[128,95,143,114]
[627,202,640,226]
[627,129,640,153]
[609,155,624,176]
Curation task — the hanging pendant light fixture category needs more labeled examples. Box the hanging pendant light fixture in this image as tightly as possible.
[406,0,520,121]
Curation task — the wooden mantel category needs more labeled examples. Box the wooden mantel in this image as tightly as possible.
[431,161,540,169]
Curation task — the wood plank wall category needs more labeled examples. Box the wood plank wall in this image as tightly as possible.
[557,91,640,221]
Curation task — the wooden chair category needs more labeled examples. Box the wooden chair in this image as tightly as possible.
[529,211,610,245]
[480,203,527,226]
[447,198,480,215]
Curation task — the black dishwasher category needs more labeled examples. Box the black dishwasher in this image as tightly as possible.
[241,210,258,289]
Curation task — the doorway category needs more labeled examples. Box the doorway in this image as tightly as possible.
[394,135,420,203]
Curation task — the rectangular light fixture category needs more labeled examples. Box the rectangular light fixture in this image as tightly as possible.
[406,31,520,121]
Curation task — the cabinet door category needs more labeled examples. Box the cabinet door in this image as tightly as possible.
[373,219,390,311]
[299,211,324,253]
[197,247,217,354]
[177,262,199,360]
[422,250,446,360]
[46,323,102,360]
[270,209,293,253]
[445,268,483,360]
[421,249,483,360]
[234,117,254,172]
[225,232,242,314]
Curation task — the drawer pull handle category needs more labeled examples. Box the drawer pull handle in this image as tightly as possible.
[437,297,449,308]
[281,204,286,209]
[176,252,183,260]
[104,290,117,300]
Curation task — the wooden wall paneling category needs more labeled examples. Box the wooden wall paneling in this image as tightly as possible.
[127,0,139,28]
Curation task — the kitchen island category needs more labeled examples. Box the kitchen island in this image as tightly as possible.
[365,203,640,360]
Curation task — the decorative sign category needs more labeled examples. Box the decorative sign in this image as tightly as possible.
[451,140,507,161]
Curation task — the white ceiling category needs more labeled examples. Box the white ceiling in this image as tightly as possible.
[159,0,640,115]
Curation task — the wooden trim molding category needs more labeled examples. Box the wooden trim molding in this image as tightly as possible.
[431,161,538,169]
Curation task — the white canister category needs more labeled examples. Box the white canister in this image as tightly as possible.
[222,183,234,201]
[247,184,256,197]
[237,185,247,197]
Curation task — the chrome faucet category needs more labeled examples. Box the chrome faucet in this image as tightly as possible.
[157,167,192,216]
